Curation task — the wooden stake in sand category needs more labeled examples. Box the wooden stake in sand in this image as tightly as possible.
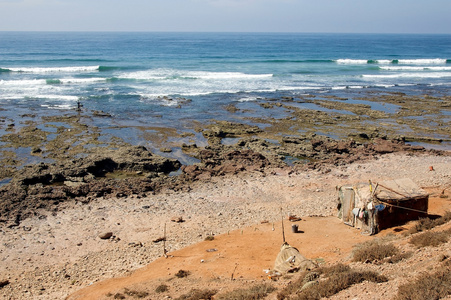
[163,222,168,258]
[281,208,286,244]
[231,263,238,280]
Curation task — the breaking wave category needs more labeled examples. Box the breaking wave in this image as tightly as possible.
[0,66,100,73]
[336,58,449,65]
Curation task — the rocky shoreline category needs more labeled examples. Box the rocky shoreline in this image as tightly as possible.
[0,90,451,298]
[1,130,446,229]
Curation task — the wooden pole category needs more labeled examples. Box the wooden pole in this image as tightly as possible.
[281,208,286,244]
[163,222,168,258]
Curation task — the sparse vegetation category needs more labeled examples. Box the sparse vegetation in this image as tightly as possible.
[406,211,451,235]
[384,251,414,264]
[394,266,451,300]
[409,229,451,248]
[277,271,309,300]
[123,288,149,298]
[204,235,215,241]
[277,263,388,300]
[352,241,400,263]
[155,284,169,293]
[216,283,276,300]
[174,288,217,300]
[175,269,190,278]
[113,293,125,299]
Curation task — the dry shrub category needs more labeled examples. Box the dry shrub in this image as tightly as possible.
[175,269,190,278]
[352,241,399,263]
[277,271,309,300]
[409,230,450,248]
[155,284,169,293]
[406,211,451,235]
[385,251,413,264]
[216,283,276,300]
[394,266,451,300]
[277,263,387,300]
[317,263,350,276]
[175,289,217,300]
[123,288,149,298]
[294,269,387,300]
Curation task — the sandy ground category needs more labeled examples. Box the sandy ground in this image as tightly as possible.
[0,152,450,299]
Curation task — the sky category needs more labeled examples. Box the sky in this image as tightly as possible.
[0,0,450,33]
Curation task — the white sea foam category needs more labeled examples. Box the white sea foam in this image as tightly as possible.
[139,94,191,106]
[32,95,80,101]
[276,86,322,91]
[5,66,100,73]
[0,94,79,102]
[238,96,259,102]
[335,58,448,65]
[363,72,451,79]
[119,69,273,81]
[41,104,75,109]
[192,72,272,80]
[373,60,392,64]
[380,66,451,71]
[396,59,447,65]
[336,59,368,64]
[59,77,106,84]
[0,79,47,86]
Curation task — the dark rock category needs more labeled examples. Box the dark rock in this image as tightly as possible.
[0,279,9,288]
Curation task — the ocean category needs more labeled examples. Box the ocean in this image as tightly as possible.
[1,32,451,154]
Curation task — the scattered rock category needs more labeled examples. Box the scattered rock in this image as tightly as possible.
[99,232,113,240]
[153,237,166,243]
[171,216,185,223]
[0,279,9,288]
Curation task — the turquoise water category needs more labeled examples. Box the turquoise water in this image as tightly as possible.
[0,32,450,138]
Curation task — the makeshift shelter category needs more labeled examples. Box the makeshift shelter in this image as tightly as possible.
[337,178,429,235]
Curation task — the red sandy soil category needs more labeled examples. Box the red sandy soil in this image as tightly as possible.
[68,186,451,300]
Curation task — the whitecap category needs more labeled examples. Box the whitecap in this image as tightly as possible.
[336,59,368,65]
[0,79,47,86]
[6,66,100,73]
[396,59,447,65]
[59,77,106,84]
[237,96,259,102]
[32,95,80,101]
[362,72,451,79]
[119,69,272,81]
[380,66,451,71]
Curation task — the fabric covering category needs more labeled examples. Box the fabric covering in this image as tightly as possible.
[273,243,315,274]
[375,178,428,201]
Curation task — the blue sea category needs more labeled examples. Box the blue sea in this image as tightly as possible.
[1,32,450,150]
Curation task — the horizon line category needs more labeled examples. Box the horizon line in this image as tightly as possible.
[0,30,450,35]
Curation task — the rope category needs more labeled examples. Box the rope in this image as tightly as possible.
[376,200,428,214]
[377,183,409,198]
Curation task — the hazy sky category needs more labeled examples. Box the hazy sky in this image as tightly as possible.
[1,0,450,33]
